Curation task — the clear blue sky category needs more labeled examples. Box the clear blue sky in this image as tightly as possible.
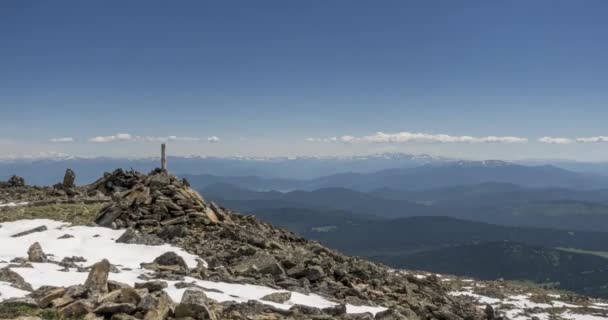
[1,1,608,160]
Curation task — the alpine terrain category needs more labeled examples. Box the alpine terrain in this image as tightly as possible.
[0,168,607,320]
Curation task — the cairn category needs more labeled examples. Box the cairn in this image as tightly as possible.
[0,175,26,188]
[93,168,229,231]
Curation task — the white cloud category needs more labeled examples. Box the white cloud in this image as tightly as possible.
[49,137,75,143]
[307,131,528,144]
[538,137,573,144]
[207,136,220,143]
[576,136,608,143]
[140,136,200,142]
[89,134,204,143]
[89,133,134,143]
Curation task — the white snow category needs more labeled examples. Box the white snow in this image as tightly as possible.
[0,201,29,208]
[0,219,387,315]
[561,312,608,320]
[450,289,608,320]
[0,281,30,300]
[0,219,201,269]
[449,290,501,305]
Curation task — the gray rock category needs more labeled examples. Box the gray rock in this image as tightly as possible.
[27,242,47,263]
[11,226,47,238]
[375,308,409,320]
[174,289,216,320]
[59,300,94,318]
[0,267,33,291]
[153,252,188,270]
[138,291,173,320]
[93,302,137,315]
[63,168,76,189]
[84,259,110,295]
[233,253,285,276]
[37,287,66,308]
[261,291,292,304]
[116,228,164,246]
[134,281,168,292]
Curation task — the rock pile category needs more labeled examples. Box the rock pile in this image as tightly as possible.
[3,258,180,320]
[93,168,228,231]
[0,175,26,188]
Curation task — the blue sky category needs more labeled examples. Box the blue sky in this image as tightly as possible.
[1,1,608,160]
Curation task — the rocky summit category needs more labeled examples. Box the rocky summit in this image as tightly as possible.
[86,169,484,319]
[3,168,605,320]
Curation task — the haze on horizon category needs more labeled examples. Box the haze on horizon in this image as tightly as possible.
[1,1,608,161]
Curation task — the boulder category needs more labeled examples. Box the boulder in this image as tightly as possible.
[153,252,188,270]
[375,308,409,320]
[37,287,66,307]
[174,289,216,320]
[27,242,47,263]
[233,253,285,276]
[0,267,33,291]
[134,281,168,292]
[63,168,76,189]
[93,302,137,315]
[59,300,94,318]
[261,291,292,304]
[288,264,325,282]
[139,291,173,320]
[11,226,47,238]
[84,259,110,295]
[116,228,164,246]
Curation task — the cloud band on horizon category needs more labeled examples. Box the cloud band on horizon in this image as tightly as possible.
[307,131,529,144]
[88,133,218,143]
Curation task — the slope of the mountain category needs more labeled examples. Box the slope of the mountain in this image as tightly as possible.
[0,169,488,320]
[259,214,608,255]
[372,183,608,207]
[382,241,608,298]
[199,182,608,232]
[247,211,608,297]
[201,184,430,218]
[250,207,377,235]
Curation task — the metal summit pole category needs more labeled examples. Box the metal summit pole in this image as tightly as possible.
[161,143,167,171]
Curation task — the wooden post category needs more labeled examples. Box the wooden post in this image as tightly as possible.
[161,143,167,170]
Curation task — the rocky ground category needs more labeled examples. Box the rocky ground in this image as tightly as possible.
[1,169,607,320]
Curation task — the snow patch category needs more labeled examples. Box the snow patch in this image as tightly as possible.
[0,201,29,208]
[0,219,387,315]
